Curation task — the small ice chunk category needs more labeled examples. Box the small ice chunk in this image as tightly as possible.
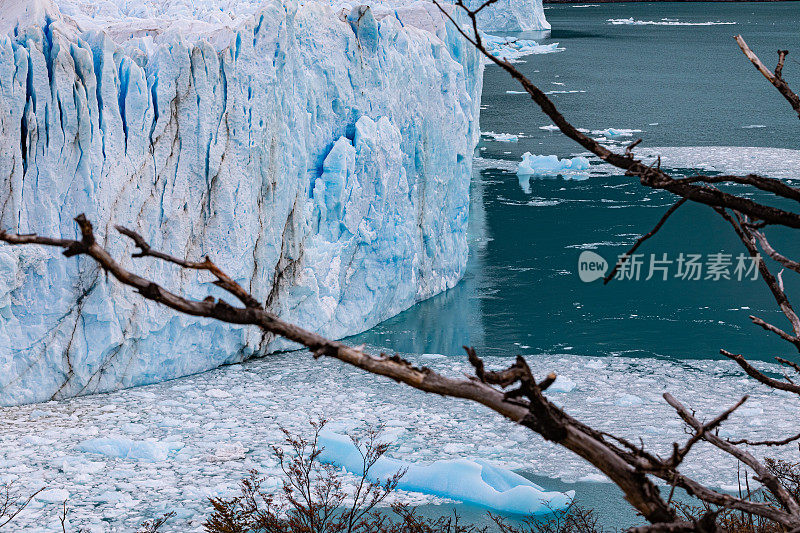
[205,442,248,462]
[78,438,184,462]
[591,128,642,137]
[483,34,562,62]
[482,131,519,142]
[420,353,447,360]
[36,489,69,503]
[548,376,576,393]
[615,394,643,407]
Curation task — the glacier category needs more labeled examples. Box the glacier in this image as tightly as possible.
[0,0,548,405]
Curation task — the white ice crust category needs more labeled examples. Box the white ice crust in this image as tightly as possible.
[0,0,533,404]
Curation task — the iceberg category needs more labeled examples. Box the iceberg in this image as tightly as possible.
[483,34,561,62]
[591,128,643,138]
[482,131,519,142]
[517,153,591,177]
[318,431,575,515]
[516,153,591,193]
[0,0,503,405]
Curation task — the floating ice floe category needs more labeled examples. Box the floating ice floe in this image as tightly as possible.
[482,131,520,142]
[549,375,576,393]
[484,34,562,62]
[317,431,575,515]
[4,351,800,531]
[517,153,591,178]
[35,488,70,503]
[591,128,643,138]
[636,147,800,181]
[78,437,184,462]
[608,18,736,26]
[545,89,586,95]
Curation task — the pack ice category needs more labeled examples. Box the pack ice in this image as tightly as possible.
[0,0,547,406]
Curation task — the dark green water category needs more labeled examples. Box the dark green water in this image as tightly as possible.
[354,2,800,364]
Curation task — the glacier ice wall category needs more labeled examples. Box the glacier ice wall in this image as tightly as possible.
[46,0,550,36]
[463,0,550,32]
[0,0,484,405]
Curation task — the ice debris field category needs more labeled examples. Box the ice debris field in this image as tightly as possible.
[3,350,800,531]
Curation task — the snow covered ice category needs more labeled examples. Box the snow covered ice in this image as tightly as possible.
[3,350,800,531]
[318,430,575,515]
[0,0,549,406]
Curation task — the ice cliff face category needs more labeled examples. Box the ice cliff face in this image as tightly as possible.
[463,0,549,32]
[0,0,546,406]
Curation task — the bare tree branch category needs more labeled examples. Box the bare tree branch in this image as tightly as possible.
[715,208,800,345]
[720,349,800,394]
[604,198,688,284]
[664,393,800,516]
[751,229,800,274]
[116,225,261,309]
[735,35,800,119]
[675,174,800,205]
[728,432,800,447]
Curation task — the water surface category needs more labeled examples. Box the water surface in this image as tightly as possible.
[354,2,800,363]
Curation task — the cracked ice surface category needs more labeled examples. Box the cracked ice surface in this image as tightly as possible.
[2,351,799,531]
[0,0,490,405]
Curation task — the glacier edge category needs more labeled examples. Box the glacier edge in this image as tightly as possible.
[0,0,547,406]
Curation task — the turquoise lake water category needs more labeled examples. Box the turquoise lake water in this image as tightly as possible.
[353,4,799,525]
[354,2,800,365]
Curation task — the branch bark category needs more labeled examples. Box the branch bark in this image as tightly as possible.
[735,35,800,119]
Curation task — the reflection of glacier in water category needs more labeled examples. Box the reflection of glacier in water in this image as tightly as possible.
[352,167,489,355]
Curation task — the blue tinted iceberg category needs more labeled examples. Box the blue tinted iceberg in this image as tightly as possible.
[517,153,591,177]
[517,153,591,192]
[318,431,575,515]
